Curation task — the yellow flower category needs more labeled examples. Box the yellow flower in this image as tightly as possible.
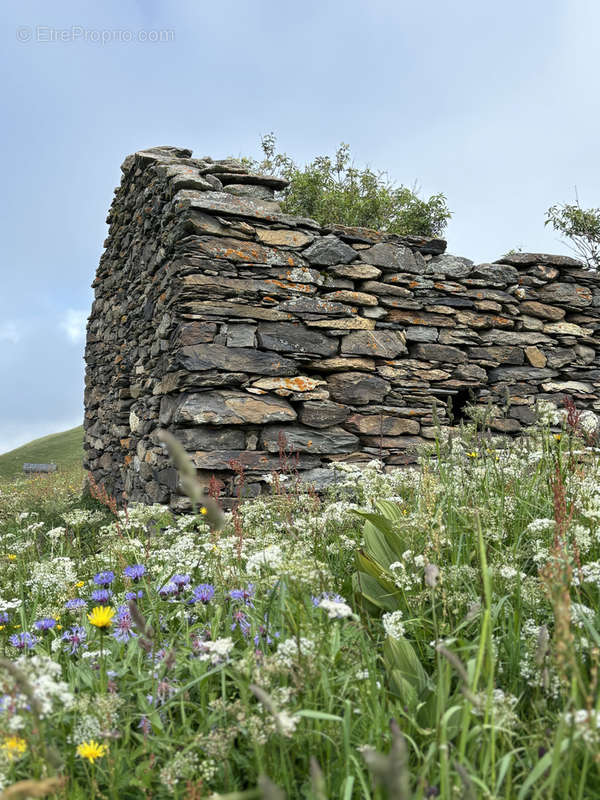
[200,506,208,515]
[554,433,562,442]
[87,606,115,629]
[2,735,26,761]
[75,581,85,589]
[76,740,108,763]
[467,451,478,459]
[6,554,16,561]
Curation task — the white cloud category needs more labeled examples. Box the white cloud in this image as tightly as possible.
[0,322,19,344]
[59,309,88,344]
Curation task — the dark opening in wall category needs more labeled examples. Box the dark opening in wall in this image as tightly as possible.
[448,388,476,424]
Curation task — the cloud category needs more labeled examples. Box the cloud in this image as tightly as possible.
[59,309,88,344]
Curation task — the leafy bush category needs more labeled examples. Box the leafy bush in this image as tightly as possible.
[545,197,600,269]
[247,134,451,237]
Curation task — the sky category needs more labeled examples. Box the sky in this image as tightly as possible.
[0,0,599,454]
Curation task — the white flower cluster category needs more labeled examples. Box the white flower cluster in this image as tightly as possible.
[27,557,78,600]
[317,597,355,619]
[196,638,235,666]
[273,637,316,669]
[62,509,106,527]
[246,544,284,574]
[382,610,405,639]
[1,655,75,730]
[579,411,599,436]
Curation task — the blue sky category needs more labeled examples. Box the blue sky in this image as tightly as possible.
[1,0,599,453]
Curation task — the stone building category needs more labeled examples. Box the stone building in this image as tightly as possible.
[84,146,600,508]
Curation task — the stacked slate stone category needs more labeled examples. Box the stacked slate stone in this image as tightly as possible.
[84,146,600,509]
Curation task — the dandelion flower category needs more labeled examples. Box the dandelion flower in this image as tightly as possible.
[2,735,26,761]
[87,606,115,629]
[76,740,108,763]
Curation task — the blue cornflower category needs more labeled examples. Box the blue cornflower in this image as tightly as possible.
[94,570,115,587]
[231,609,251,637]
[65,598,87,611]
[229,584,255,607]
[91,589,112,603]
[171,574,190,590]
[33,617,56,633]
[158,582,178,599]
[124,564,146,582]
[9,632,37,650]
[0,612,10,625]
[61,625,87,655]
[125,590,144,601]
[113,605,137,643]
[190,584,215,605]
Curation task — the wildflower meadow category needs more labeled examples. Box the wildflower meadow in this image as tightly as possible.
[2,401,600,798]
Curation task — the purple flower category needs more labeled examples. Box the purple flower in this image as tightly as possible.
[9,632,37,650]
[65,598,87,612]
[190,584,215,605]
[34,617,56,633]
[229,584,255,607]
[125,590,144,601]
[158,582,178,599]
[147,648,167,665]
[253,625,278,647]
[138,715,152,735]
[0,612,10,625]
[94,570,115,587]
[61,625,87,655]
[124,564,146,582]
[91,589,112,603]
[171,574,190,589]
[231,609,251,637]
[113,605,137,643]
[312,592,344,607]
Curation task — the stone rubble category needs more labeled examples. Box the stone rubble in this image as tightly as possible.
[84,146,600,508]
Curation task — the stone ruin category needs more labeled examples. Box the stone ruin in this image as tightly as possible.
[84,145,600,509]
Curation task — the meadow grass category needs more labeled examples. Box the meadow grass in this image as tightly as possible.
[0,426,83,482]
[0,405,600,798]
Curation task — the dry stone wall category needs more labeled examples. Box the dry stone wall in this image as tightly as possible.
[84,145,600,508]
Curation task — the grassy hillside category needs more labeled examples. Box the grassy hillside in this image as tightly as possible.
[0,425,84,481]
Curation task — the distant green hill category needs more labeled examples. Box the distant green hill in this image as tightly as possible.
[0,426,84,481]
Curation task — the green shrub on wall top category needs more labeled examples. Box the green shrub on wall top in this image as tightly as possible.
[245,133,451,237]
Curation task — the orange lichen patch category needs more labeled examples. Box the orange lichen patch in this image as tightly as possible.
[264,279,313,294]
[409,281,419,289]
[576,286,593,301]
[288,256,294,266]
[225,247,259,260]
[251,376,326,393]
[120,438,131,449]
[124,454,132,466]
[114,355,123,364]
